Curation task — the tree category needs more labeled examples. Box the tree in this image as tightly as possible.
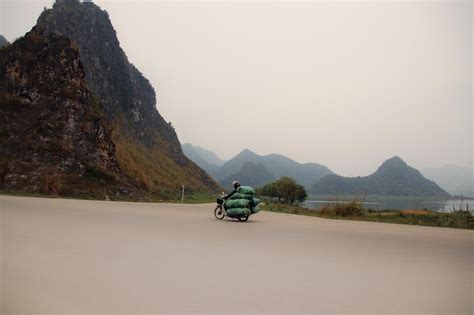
[258,177,307,204]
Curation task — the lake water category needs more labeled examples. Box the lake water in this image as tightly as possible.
[303,195,473,213]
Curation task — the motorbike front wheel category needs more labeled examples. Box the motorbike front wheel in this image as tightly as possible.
[214,206,225,220]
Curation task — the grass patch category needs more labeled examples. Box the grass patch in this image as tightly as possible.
[178,193,216,204]
[111,121,220,198]
[262,201,473,230]
[0,189,216,204]
[0,190,50,198]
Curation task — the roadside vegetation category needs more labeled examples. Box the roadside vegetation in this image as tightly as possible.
[0,187,216,204]
[170,192,216,204]
[256,177,307,204]
[261,200,473,230]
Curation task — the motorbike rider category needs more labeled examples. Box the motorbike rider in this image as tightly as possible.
[222,180,241,200]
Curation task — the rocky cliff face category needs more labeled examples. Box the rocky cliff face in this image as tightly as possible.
[0,28,128,197]
[0,0,219,198]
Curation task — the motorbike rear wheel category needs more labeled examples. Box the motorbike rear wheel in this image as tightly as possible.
[214,206,225,220]
[238,215,249,222]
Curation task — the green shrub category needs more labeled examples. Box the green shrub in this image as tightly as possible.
[84,165,114,181]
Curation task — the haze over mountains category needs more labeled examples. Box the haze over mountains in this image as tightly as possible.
[216,149,333,190]
[183,144,453,198]
[0,0,219,199]
[182,144,332,190]
[182,145,329,190]
[313,156,451,198]
[422,165,474,197]
[181,143,224,175]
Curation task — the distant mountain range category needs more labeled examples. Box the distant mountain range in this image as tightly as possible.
[181,143,224,175]
[183,145,454,198]
[221,161,275,189]
[313,156,451,198]
[213,149,333,190]
[182,145,332,190]
[422,165,473,197]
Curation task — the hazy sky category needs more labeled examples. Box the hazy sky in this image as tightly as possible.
[1,0,472,176]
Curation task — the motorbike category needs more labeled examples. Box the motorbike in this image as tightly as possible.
[214,197,250,222]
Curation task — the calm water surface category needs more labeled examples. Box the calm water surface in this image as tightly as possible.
[304,195,473,212]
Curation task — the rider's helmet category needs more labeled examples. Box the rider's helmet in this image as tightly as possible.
[232,180,241,189]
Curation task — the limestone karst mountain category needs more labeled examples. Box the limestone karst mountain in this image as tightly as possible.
[0,0,219,199]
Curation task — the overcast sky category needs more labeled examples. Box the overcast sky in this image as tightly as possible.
[1,0,472,176]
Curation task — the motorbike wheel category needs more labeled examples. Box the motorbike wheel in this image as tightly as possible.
[238,215,249,222]
[214,206,225,220]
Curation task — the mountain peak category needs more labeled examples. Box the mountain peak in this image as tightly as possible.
[241,148,255,154]
[52,0,94,10]
[221,161,275,190]
[54,0,93,5]
[375,156,416,180]
[386,156,406,163]
[314,156,450,198]
[378,156,408,170]
[55,0,77,5]
[236,149,259,158]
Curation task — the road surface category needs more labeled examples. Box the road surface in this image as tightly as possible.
[1,195,472,314]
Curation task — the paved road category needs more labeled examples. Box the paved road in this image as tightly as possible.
[1,195,472,314]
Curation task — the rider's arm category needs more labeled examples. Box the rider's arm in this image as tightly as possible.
[223,189,237,200]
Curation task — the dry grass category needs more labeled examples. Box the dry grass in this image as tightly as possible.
[112,124,219,198]
[401,209,432,215]
[319,200,364,217]
[262,202,473,229]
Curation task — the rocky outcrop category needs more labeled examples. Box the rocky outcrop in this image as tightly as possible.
[34,0,219,196]
[0,28,130,197]
[0,0,220,198]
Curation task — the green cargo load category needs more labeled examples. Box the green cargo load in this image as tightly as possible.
[223,185,261,217]
[226,197,260,209]
[226,207,251,217]
[224,199,250,209]
[250,206,261,213]
[229,193,253,200]
[236,186,255,195]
